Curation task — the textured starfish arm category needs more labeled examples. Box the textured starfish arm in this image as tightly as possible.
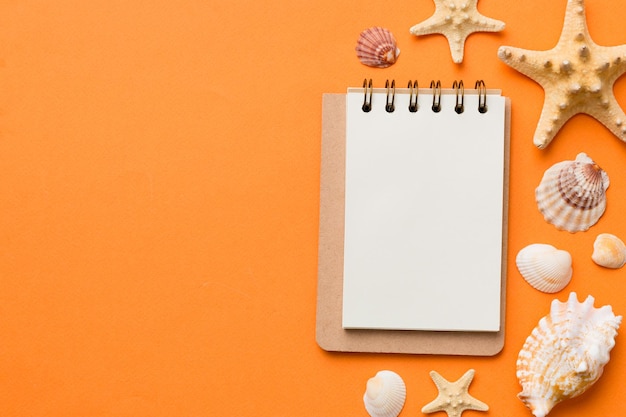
[465,395,489,412]
[430,369,451,387]
[410,18,468,63]
[446,34,468,64]
[586,94,626,143]
[497,46,558,82]
[421,399,445,414]
[409,17,447,36]
[605,43,626,58]
[596,44,626,83]
[476,15,505,32]
[531,79,592,149]
[533,97,577,149]
[421,395,488,414]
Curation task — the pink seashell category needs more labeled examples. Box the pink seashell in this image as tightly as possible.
[356,27,400,68]
[535,153,609,233]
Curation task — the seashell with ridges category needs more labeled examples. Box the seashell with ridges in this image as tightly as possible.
[363,370,406,417]
[516,244,572,293]
[517,292,621,417]
[592,233,626,269]
[535,153,609,233]
[356,27,400,68]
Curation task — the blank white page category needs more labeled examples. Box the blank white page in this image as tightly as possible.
[342,86,506,332]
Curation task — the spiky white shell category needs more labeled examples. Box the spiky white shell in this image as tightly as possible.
[516,244,572,293]
[363,370,406,417]
[356,27,400,68]
[592,233,626,269]
[535,153,609,233]
[517,292,621,417]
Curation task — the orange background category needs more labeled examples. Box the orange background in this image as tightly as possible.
[1,0,625,416]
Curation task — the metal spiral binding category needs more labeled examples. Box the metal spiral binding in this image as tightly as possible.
[362,78,373,112]
[385,79,396,113]
[475,80,488,113]
[358,79,488,113]
[453,80,464,114]
[430,80,442,113]
[408,80,418,112]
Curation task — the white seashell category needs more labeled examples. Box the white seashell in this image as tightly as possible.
[356,27,400,68]
[363,370,406,417]
[592,233,626,269]
[517,292,621,417]
[535,153,609,233]
[516,244,572,293]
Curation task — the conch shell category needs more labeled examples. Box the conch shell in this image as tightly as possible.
[592,233,626,269]
[516,244,572,293]
[535,153,609,233]
[363,370,406,417]
[517,293,621,417]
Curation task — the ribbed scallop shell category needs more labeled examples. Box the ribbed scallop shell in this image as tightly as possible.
[356,27,400,68]
[592,233,626,269]
[517,292,621,417]
[516,244,572,293]
[363,370,406,417]
[535,153,609,233]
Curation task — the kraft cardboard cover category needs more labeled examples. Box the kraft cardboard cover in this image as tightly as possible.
[316,93,511,355]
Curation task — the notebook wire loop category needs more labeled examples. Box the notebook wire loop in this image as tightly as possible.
[475,80,488,113]
[430,80,441,113]
[453,80,464,114]
[385,79,396,113]
[362,78,373,112]
[408,80,418,112]
[359,79,488,113]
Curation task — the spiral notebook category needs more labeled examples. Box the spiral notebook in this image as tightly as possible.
[316,80,510,355]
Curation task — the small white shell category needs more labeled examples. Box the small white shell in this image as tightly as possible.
[517,293,621,417]
[516,244,572,293]
[356,27,400,68]
[592,233,626,269]
[363,370,406,417]
[535,153,609,233]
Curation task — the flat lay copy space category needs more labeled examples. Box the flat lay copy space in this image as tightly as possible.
[2,1,626,416]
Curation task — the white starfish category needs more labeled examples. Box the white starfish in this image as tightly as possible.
[498,0,626,149]
[421,369,489,417]
[410,0,505,64]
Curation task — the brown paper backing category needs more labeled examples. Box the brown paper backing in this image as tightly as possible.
[316,93,511,355]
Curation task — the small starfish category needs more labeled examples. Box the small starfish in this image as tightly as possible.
[498,0,626,149]
[421,369,489,417]
[410,0,505,64]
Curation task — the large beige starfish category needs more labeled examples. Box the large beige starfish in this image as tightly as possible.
[421,369,489,417]
[498,0,626,149]
[410,0,505,64]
